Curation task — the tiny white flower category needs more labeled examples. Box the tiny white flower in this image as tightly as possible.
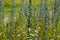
[35,30,38,33]
[18,34,20,37]
[30,34,35,37]
[28,28,31,31]
[57,35,60,37]
[0,32,2,35]
[23,32,25,34]
[50,39,54,40]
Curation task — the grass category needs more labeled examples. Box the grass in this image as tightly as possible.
[0,0,60,40]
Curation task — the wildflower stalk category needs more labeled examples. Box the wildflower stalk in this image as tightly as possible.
[0,0,4,23]
[27,0,32,40]
[6,0,17,40]
[0,0,4,39]
[19,0,26,40]
[24,3,29,40]
[0,0,4,25]
[11,0,18,40]
[21,0,25,16]
[52,0,59,40]
[19,0,25,19]
[44,0,50,40]
[39,0,45,39]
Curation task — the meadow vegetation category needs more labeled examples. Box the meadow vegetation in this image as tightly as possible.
[0,0,60,40]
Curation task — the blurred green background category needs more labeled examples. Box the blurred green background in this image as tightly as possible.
[0,0,60,40]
